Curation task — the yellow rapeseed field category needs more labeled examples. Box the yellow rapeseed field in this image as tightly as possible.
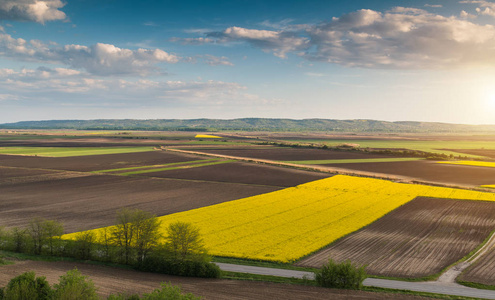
[194,134,222,139]
[438,161,495,168]
[63,175,495,262]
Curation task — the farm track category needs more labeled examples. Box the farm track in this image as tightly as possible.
[165,147,493,189]
[215,263,495,300]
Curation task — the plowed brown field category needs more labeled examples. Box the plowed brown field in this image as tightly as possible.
[0,260,439,300]
[458,247,495,286]
[0,174,278,232]
[136,161,329,187]
[296,197,495,278]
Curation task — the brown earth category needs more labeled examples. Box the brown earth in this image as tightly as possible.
[0,151,201,172]
[0,174,278,232]
[296,197,495,278]
[189,147,394,161]
[458,246,495,286]
[0,166,61,179]
[136,161,330,187]
[446,149,495,159]
[0,260,438,300]
[325,160,495,186]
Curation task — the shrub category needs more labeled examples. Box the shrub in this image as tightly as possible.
[3,271,52,300]
[141,283,201,300]
[52,268,98,300]
[139,255,220,278]
[314,259,367,289]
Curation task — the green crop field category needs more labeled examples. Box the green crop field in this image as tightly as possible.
[0,146,155,157]
[286,139,495,158]
[282,157,423,165]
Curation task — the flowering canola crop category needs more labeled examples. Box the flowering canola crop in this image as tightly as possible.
[438,161,495,168]
[64,175,495,263]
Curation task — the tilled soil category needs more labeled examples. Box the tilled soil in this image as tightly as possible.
[458,246,495,286]
[296,197,495,278]
[0,174,278,232]
[139,161,330,187]
[326,160,495,186]
[0,151,200,172]
[0,260,438,299]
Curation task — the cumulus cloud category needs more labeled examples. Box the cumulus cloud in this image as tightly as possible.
[177,7,495,69]
[0,0,66,23]
[205,26,310,58]
[0,34,179,76]
[460,0,495,17]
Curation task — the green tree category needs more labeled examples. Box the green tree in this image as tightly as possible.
[3,271,52,300]
[314,259,367,289]
[165,222,205,261]
[111,208,161,265]
[52,268,98,300]
[10,227,28,253]
[72,230,96,260]
[28,218,64,255]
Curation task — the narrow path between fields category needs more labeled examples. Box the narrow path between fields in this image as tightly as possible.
[437,230,495,284]
[215,263,495,299]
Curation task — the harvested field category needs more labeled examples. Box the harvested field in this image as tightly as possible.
[192,146,395,161]
[137,161,330,187]
[0,151,201,172]
[0,146,155,157]
[297,197,495,278]
[459,245,495,286]
[0,260,436,300]
[0,174,278,232]
[330,160,495,186]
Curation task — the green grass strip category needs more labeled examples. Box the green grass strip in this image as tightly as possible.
[282,157,423,165]
[0,146,155,157]
[120,159,235,175]
[93,159,220,173]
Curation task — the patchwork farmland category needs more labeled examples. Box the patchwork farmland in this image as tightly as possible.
[1,131,495,295]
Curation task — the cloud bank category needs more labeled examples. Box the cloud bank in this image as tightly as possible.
[0,34,179,76]
[177,6,495,69]
[0,0,66,23]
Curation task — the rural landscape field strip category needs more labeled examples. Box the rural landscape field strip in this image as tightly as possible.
[296,197,495,277]
[0,146,155,157]
[281,157,422,165]
[64,175,495,263]
[92,158,221,173]
[458,241,495,286]
[438,161,495,168]
[118,160,235,175]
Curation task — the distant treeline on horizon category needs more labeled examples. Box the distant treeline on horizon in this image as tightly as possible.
[1,118,495,133]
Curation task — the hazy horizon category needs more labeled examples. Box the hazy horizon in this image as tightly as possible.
[1,1,495,125]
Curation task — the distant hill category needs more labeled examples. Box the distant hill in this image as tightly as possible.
[1,118,495,133]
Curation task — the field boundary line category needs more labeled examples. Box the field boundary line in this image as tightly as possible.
[163,147,491,191]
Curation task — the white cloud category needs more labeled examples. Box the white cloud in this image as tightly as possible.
[0,34,179,76]
[0,68,278,106]
[425,4,443,8]
[202,54,233,66]
[205,26,310,58]
[461,0,495,16]
[0,0,66,24]
[179,7,495,69]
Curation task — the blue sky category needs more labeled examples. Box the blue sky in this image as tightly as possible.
[1,0,495,124]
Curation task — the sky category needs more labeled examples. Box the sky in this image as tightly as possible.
[1,0,495,124]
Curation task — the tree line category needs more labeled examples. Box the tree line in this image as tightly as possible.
[0,268,201,300]
[0,208,220,278]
